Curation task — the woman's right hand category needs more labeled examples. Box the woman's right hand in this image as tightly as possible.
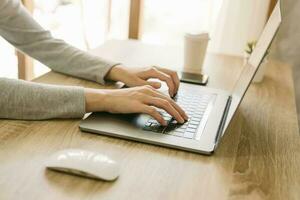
[84,86,188,126]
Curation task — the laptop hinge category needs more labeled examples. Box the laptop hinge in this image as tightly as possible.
[214,96,232,149]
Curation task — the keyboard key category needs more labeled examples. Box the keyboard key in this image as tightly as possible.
[188,124,198,129]
[178,124,188,129]
[186,128,196,133]
[163,116,172,121]
[192,114,202,118]
[173,131,184,137]
[148,119,157,123]
[143,124,165,133]
[152,121,160,126]
[162,113,170,117]
[143,126,153,131]
[169,120,178,124]
[193,114,203,119]
[190,120,200,125]
[184,132,194,139]
[175,127,186,132]
[167,130,183,136]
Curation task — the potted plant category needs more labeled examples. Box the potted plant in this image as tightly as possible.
[244,41,256,64]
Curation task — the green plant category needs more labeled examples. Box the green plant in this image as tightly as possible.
[245,41,257,55]
[245,40,270,60]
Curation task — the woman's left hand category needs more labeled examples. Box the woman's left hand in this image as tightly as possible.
[106,65,180,97]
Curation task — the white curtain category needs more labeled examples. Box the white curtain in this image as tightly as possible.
[140,0,223,45]
[210,0,271,56]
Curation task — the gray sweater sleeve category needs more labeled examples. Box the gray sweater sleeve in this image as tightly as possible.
[0,0,119,84]
[0,78,86,120]
[0,0,119,120]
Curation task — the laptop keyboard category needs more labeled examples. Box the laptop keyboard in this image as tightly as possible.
[143,90,215,140]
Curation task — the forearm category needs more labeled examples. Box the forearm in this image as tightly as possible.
[0,0,119,84]
[0,78,86,120]
[15,36,118,85]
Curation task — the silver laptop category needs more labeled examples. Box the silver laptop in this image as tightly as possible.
[80,2,282,155]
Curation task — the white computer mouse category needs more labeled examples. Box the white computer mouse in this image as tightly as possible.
[45,149,120,181]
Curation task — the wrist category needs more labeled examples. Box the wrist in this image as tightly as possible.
[106,64,126,82]
[84,88,109,113]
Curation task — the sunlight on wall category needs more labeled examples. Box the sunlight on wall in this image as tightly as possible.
[141,0,223,46]
[32,0,130,77]
[0,38,18,79]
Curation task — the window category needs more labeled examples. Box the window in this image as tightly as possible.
[0,38,18,79]
[141,0,223,46]
[32,0,130,77]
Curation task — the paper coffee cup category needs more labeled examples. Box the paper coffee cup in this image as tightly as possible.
[184,32,210,73]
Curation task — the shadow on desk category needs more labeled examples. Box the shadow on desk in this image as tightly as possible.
[45,169,115,198]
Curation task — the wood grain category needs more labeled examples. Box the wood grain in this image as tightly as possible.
[128,0,142,39]
[0,40,299,200]
[16,51,34,80]
[268,0,278,19]
[17,0,35,80]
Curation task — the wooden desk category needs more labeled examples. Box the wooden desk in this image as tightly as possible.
[0,40,299,200]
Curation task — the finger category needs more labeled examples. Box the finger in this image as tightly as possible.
[127,77,162,89]
[146,81,161,89]
[148,69,175,97]
[154,66,180,94]
[146,89,188,120]
[144,97,185,124]
[122,75,144,87]
[142,106,167,126]
[155,92,188,120]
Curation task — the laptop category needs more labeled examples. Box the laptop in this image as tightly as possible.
[80,2,282,155]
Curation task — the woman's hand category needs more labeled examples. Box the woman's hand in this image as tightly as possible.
[106,65,180,97]
[85,86,188,126]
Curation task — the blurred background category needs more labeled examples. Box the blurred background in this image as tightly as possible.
[272,0,300,124]
[0,0,291,81]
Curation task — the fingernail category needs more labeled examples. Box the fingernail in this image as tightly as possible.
[179,118,185,124]
[184,114,189,120]
[162,120,167,126]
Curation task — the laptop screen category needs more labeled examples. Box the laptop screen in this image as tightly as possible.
[222,2,282,135]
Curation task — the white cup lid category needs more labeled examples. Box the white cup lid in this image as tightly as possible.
[185,32,210,40]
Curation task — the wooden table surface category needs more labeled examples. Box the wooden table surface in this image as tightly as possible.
[0,40,299,200]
